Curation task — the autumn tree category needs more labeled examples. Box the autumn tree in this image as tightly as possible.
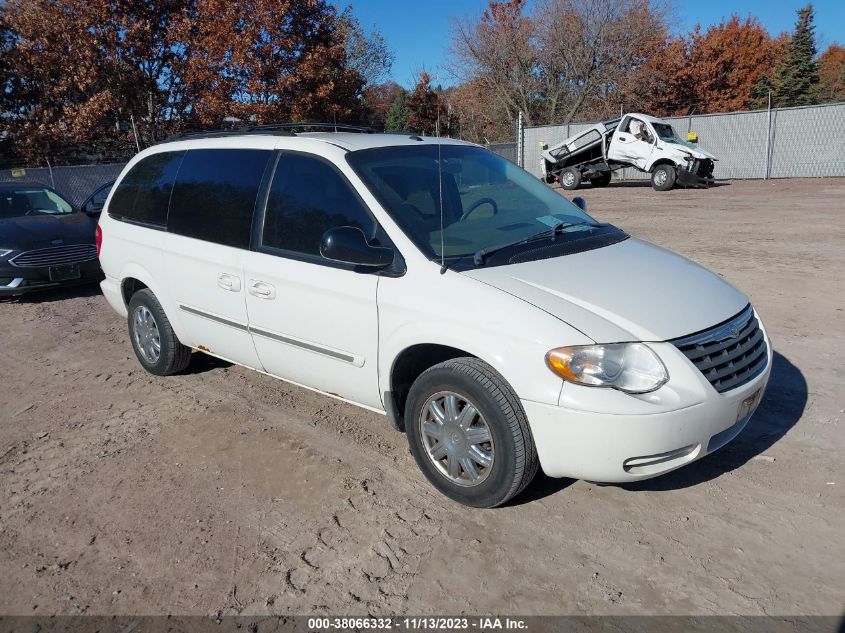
[362,81,404,129]
[0,0,155,159]
[818,44,845,103]
[451,0,540,126]
[0,0,389,160]
[534,0,669,122]
[170,0,364,127]
[448,79,512,143]
[635,16,787,115]
[768,5,820,107]
[337,6,394,90]
[111,0,191,143]
[451,0,669,129]
[406,72,449,136]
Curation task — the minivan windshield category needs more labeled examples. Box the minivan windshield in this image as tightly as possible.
[347,145,612,262]
[0,187,74,219]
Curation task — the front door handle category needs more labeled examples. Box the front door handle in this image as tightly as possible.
[248,279,276,299]
[217,273,242,292]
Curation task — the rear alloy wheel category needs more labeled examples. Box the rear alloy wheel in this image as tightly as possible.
[560,167,582,190]
[127,288,192,376]
[651,164,677,191]
[406,358,539,508]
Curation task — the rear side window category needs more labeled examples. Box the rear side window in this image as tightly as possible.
[261,153,375,257]
[168,149,272,248]
[109,151,184,226]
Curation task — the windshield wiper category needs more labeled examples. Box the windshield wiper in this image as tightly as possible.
[472,221,592,266]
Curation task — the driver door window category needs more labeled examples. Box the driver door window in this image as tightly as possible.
[261,153,376,258]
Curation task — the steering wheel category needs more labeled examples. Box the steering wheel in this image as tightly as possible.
[460,197,498,221]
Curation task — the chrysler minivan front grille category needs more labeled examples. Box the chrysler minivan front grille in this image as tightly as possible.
[9,244,97,268]
[671,304,767,393]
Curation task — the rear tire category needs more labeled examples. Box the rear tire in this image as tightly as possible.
[590,173,612,187]
[405,358,539,508]
[560,167,582,190]
[127,288,192,376]
[651,164,676,191]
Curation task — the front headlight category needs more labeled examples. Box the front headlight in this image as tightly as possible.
[545,343,668,394]
[0,249,13,258]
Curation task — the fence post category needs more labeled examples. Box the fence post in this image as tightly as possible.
[764,90,772,179]
[45,157,55,189]
[516,111,524,168]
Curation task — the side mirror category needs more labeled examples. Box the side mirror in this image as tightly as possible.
[320,226,394,268]
[83,202,103,216]
[572,196,587,211]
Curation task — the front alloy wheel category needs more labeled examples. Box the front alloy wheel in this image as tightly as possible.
[420,391,495,486]
[405,357,539,508]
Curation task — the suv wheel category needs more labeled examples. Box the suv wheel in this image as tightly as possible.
[127,288,192,376]
[405,358,539,508]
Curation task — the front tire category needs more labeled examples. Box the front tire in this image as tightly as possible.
[651,164,676,191]
[405,358,539,508]
[560,167,582,190]
[127,288,192,376]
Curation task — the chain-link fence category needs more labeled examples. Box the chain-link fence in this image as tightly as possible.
[487,143,518,164]
[517,101,845,181]
[0,162,127,207]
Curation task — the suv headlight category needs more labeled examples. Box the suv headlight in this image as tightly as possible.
[545,343,668,394]
[0,249,14,258]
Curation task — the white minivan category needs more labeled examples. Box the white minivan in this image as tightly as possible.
[97,128,771,507]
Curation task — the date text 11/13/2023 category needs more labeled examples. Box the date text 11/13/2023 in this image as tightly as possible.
[307,617,528,630]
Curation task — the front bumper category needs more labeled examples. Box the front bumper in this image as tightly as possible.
[677,158,715,187]
[0,259,103,297]
[523,338,772,482]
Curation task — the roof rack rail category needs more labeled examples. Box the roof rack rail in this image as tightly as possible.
[166,122,374,142]
[166,128,294,141]
[254,123,375,134]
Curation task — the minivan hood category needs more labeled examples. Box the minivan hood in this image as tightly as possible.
[0,213,94,250]
[462,237,748,342]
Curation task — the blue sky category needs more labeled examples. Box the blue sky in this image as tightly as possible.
[336,0,845,88]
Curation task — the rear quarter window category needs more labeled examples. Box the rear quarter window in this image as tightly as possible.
[109,151,184,226]
[168,148,273,249]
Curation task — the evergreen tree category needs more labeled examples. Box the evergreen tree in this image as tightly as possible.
[770,5,820,107]
[384,90,410,132]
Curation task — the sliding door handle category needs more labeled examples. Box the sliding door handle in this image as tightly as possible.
[217,273,242,292]
[248,279,276,299]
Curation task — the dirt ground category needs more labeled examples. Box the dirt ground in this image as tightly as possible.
[0,178,843,617]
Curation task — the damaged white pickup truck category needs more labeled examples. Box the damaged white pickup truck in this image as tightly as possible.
[540,113,717,191]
